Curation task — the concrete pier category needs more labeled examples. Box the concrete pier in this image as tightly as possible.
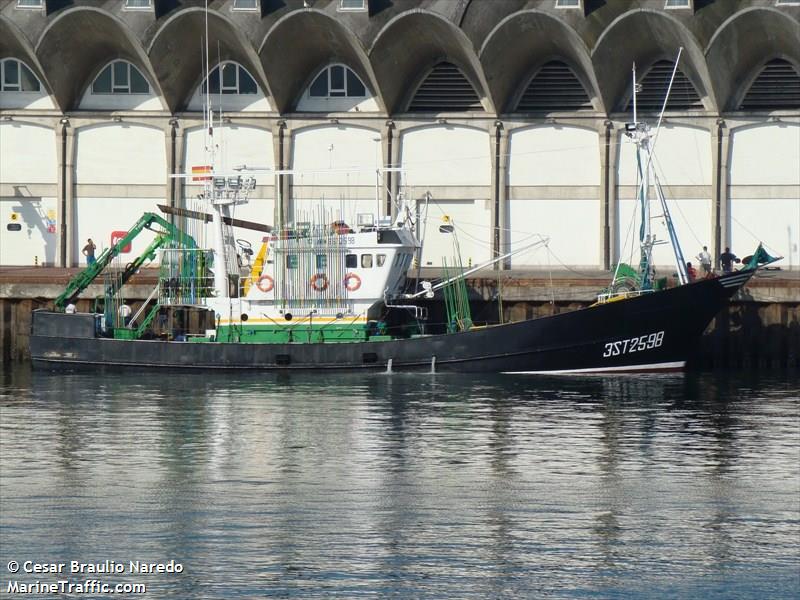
[1,266,797,369]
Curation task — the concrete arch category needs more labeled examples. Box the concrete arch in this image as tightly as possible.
[370,9,494,115]
[259,9,381,115]
[398,121,488,137]
[706,8,800,112]
[35,7,162,112]
[73,119,164,138]
[290,121,381,137]
[592,9,716,113]
[149,7,270,113]
[0,16,58,111]
[480,10,602,114]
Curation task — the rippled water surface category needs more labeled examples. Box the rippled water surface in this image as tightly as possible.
[1,365,798,598]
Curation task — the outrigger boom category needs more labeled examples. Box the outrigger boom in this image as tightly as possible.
[403,236,550,300]
[157,204,272,233]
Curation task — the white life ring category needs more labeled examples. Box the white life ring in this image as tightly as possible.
[256,274,274,293]
[310,273,329,292]
[344,272,361,292]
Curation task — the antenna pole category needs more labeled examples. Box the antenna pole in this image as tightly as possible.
[632,62,637,125]
[650,47,683,160]
[204,0,210,138]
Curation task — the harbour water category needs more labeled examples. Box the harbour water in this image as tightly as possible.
[1,365,798,599]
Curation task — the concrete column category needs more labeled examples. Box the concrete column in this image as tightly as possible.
[382,120,396,219]
[493,122,509,269]
[599,120,617,270]
[55,119,76,267]
[609,127,620,269]
[54,121,65,268]
[712,119,730,262]
[166,119,185,210]
[272,120,289,227]
[389,120,401,219]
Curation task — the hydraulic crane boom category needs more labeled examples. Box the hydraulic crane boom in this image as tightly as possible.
[55,212,198,310]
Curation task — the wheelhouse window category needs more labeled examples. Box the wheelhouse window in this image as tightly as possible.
[92,61,149,94]
[287,255,299,269]
[555,0,581,7]
[377,254,386,267]
[665,0,691,8]
[346,254,358,268]
[361,254,373,268]
[202,62,258,95]
[309,65,366,98]
[316,255,328,269]
[0,59,41,92]
[16,0,43,8]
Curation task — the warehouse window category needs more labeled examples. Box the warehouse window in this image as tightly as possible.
[626,60,702,111]
[408,62,483,112]
[92,61,150,94]
[202,62,258,95]
[232,0,259,10]
[338,0,367,11]
[739,59,800,110]
[309,64,366,98]
[516,61,592,112]
[0,58,42,92]
[124,0,152,8]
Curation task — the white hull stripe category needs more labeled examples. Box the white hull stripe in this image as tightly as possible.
[720,273,752,288]
[219,317,367,325]
[503,361,686,375]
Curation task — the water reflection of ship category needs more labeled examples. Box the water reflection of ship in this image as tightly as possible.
[14,367,797,592]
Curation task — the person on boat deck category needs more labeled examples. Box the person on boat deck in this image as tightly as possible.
[697,246,712,275]
[82,238,96,266]
[719,247,740,273]
[686,261,697,282]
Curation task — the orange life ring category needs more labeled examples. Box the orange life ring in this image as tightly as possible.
[310,273,329,292]
[256,274,274,293]
[344,272,361,292]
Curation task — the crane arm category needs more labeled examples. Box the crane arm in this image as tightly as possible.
[55,212,197,310]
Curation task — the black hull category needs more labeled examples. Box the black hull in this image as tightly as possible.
[30,271,753,374]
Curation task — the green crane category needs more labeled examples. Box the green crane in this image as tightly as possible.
[54,212,198,311]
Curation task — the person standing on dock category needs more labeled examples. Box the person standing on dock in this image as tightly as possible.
[697,246,712,276]
[82,238,96,266]
[719,247,740,273]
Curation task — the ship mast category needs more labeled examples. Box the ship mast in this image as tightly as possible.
[621,48,689,289]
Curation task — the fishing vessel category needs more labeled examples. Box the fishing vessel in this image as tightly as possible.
[30,56,779,373]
